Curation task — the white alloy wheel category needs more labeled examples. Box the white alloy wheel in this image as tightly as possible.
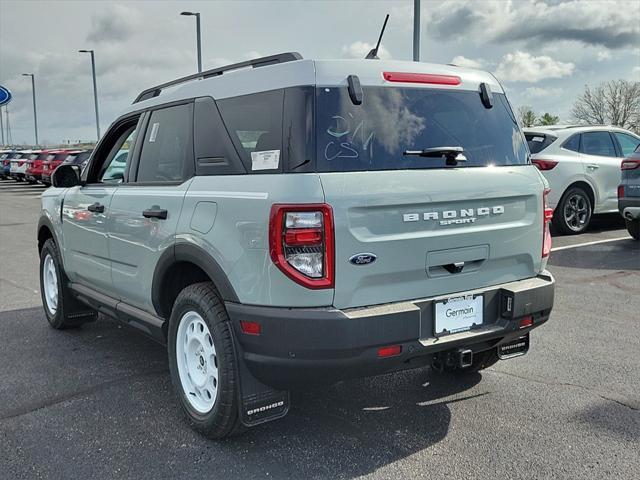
[176,311,219,414]
[43,254,59,315]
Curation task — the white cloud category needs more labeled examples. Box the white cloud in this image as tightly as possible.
[450,55,483,69]
[341,41,391,60]
[522,87,564,99]
[86,4,142,43]
[597,50,612,61]
[494,51,575,83]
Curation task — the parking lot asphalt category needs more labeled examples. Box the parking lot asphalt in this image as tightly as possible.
[0,179,638,480]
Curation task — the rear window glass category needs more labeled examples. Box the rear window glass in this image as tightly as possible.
[315,87,528,172]
[29,154,39,160]
[525,133,557,154]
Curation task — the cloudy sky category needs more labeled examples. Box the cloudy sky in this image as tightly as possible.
[1,0,639,145]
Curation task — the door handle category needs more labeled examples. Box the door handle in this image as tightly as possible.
[142,208,168,219]
[587,164,599,170]
[87,202,105,213]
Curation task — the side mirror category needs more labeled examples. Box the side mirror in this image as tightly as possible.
[52,164,82,188]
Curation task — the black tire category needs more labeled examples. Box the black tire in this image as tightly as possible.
[626,219,640,240]
[553,186,593,235]
[168,282,243,439]
[39,238,97,329]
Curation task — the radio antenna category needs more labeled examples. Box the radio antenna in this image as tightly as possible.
[365,14,389,60]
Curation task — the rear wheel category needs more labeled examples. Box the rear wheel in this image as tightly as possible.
[168,282,243,439]
[626,219,640,240]
[39,239,97,329]
[554,186,592,235]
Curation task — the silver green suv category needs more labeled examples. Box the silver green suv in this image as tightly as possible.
[38,53,555,438]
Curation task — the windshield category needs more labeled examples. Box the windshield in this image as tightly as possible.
[315,87,528,172]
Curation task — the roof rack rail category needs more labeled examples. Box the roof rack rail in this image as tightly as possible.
[133,52,303,104]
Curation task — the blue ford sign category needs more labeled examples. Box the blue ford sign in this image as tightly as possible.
[0,86,11,106]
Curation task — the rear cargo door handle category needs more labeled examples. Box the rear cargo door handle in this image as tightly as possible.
[87,202,104,213]
[142,208,168,219]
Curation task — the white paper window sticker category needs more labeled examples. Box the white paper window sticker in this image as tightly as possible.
[251,150,280,171]
[149,122,160,142]
[532,136,544,142]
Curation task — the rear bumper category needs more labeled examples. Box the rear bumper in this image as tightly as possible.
[227,272,555,388]
[619,198,640,220]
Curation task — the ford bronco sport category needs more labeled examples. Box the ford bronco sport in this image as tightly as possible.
[38,53,555,438]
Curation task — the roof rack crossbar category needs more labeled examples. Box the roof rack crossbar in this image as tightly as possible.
[133,52,303,104]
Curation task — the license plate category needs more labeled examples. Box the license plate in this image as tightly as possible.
[434,295,483,335]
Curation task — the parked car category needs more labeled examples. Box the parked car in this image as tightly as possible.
[524,125,640,234]
[10,150,36,181]
[41,150,81,186]
[618,144,640,240]
[60,149,93,172]
[0,150,14,179]
[38,53,555,438]
[26,149,59,184]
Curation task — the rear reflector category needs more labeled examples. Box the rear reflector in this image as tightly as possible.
[618,185,625,199]
[621,159,640,170]
[383,72,461,85]
[519,316,534,329]
[542,188,553,258]
[240,320,261,336]
[377,345,402,358]
[532,159,559,171]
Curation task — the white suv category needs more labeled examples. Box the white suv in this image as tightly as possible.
[524,125,640,234]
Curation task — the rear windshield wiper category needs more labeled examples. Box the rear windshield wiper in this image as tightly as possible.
[403,146,467,165]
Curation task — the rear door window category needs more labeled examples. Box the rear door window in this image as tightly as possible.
[580,131,617,157]
[315,87,528,172]
[614,132,640,157]
[525,133,557,154]
[136,103,194,183]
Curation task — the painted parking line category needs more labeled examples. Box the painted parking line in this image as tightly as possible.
[551,236,631,252]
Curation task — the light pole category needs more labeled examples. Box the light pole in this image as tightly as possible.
[21,73,38,146]
[413,0,421,61]
[181,11,202,73]
[79,49,101,140]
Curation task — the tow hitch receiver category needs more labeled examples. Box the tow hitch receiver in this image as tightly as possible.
[498,334,530,359]
[458,349,473,368]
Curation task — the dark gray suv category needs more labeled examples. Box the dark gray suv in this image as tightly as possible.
[619,145,640,240]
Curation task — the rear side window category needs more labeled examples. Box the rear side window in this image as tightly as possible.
[136,103,194,183]
[562,134,580,152]
[614,132,640,157]
[217,90,284,172]
[315,87,528,172]
[581,131,616,157]
[525,133,557,154]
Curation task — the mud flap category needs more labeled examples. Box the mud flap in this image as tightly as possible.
[230,330,290,427]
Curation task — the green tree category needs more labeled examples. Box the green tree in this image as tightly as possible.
[538,113,560,126]
[517,106,537,128]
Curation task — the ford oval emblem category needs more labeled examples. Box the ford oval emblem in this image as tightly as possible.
[0,86,12,107]
[349,253,377,265]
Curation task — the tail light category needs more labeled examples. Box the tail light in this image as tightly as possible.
[621,159,640,170]
[269,204,334,289]
[618,185,625,199]
[383,72,461,85]
[542,188,553,258]
[532,159,558,171]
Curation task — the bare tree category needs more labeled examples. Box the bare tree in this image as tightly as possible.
[517,106,537,128]
[572,80,640,132]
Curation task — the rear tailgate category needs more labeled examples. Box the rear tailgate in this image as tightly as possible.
[321,167,544,309]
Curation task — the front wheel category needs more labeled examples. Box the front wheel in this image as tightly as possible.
[626,219,640,240]
[39,239,97,328]
[168,282,243,439]
[553,186,593,235]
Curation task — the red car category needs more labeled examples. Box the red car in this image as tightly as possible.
[41,150,83,185]
[25,149,62,184]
